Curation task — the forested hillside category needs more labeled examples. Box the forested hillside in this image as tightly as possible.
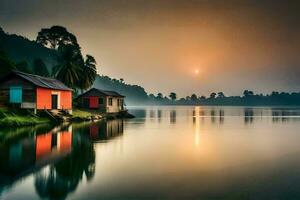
[0,27,57,71]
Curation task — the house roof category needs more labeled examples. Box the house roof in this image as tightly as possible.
[78,88,125,98]
[6,71,72,91]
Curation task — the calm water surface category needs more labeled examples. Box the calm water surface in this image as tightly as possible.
[1,106,300,200]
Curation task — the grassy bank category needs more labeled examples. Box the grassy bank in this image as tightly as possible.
[71,109,103,121]
[72,109,95,118]
[0,108,51,127]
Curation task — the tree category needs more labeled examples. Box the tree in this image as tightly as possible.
[169,92,177,101]
[79,55,97,90]
[209,92,217,99]
[33,58,49,77]
[36,26,79,50]
[271,91,279,97]
[157,93,163,100]
[217,92,225,98]
[0,51,15,78]
[243,90,254,97]
[37,26,98,91]
[191,94,198,101]
[199,95,206,100]
[53,44,84,88]
[149,94,155,99]
[16,60,32,73]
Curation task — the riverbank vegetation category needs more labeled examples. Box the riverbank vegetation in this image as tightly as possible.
[0,108,51,127]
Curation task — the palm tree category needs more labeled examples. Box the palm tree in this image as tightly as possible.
[157,93,163,100]
[53,44,83,88]
[191,94,198,101]
[217,92,225,98]
[79,55,97,90]
[209,92,217,99]
[169,92,177,101]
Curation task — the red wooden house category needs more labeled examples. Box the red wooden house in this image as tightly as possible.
[76,88,125,113]
[0,71,72,113]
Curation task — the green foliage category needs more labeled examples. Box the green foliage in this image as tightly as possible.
[0,116,50,127]
[169,92,177,101]
[217,92,225,98]
[36,25,79,50]
[0,27,57,67]
[209,92,217,99]
[157,93,163,99]
[191,94,198,101]
[243,90,254,97]
[53,44,83,88]
[72,109,93,118]
[0,109,6,118]
[33,58,49,76]
[0,107,51,127]
[36,26,98,90]
[15,60,32,73]
[79,55,97,90]
[151,90,300,106]
[0,51,15,78]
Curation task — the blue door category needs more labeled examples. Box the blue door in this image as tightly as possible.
[9,86,22,103]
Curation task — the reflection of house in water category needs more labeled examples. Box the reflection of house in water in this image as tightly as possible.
[89,120,124,141]
[0,126,72,187]
[36,128,72,165]
[0,120,122,198]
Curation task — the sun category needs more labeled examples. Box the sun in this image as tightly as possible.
[195,69,200,75]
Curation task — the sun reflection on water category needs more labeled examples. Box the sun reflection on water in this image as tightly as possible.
[194,106,200,147]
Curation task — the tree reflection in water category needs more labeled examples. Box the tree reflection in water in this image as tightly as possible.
[33,120,124,200]
[34,128,95,200]
[0,119,124,199]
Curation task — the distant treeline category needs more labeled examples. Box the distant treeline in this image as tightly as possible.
[148,90,300,106]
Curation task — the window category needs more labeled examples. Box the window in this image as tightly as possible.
[117,99,120,106]
[9,86,22,103]
[98,98,104,104]
[108,98,113,106]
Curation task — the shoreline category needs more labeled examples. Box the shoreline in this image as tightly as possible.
[0,108,134,128]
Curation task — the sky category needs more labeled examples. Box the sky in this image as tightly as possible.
[1,0,300,97]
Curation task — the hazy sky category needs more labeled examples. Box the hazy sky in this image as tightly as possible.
[1,0,300,97]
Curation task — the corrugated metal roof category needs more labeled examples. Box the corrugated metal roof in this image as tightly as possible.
[78,88,125,98]
[12,70,72,91]
[101,90,125,97]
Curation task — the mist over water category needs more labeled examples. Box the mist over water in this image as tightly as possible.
[1,106,300,199]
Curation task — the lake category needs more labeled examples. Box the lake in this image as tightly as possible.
[1,106,300,200]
